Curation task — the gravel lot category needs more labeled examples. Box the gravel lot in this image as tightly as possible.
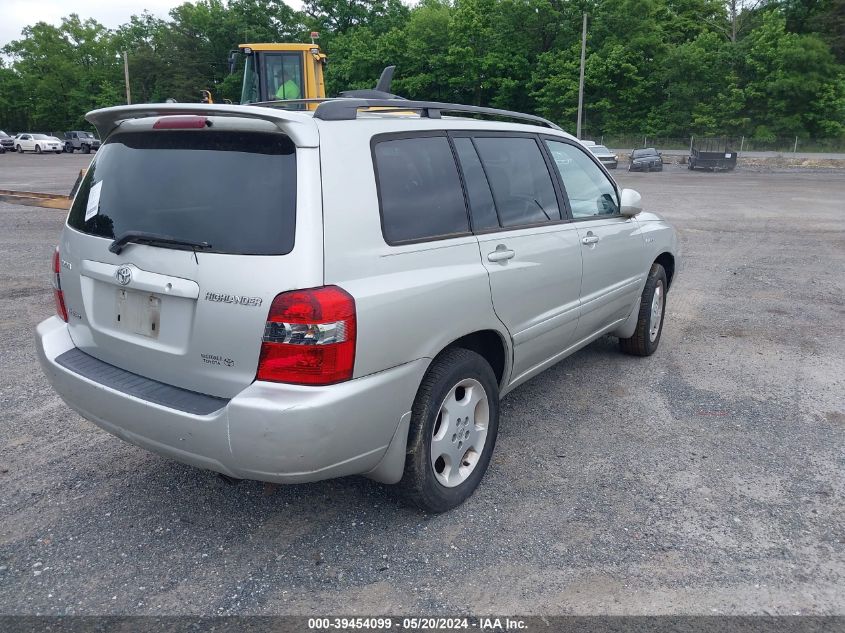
[1,153,843,615]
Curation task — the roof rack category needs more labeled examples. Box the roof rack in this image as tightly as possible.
[248,98,333,108]
[313,98,562,130]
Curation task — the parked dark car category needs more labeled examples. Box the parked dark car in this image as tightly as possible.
[0,130,14,153]
[588,144,618,169]
[628,147,663,172]
[63,130,100,154]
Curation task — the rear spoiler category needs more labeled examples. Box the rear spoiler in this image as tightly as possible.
[85,103,319,147]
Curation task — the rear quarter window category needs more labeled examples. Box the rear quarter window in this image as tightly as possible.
[373,136,470,244]
[67,130,297,256]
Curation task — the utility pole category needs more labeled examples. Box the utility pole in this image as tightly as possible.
[123,51,131,105]
[576,12,587,139]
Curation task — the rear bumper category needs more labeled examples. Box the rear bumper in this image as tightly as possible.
[36,317,425,484]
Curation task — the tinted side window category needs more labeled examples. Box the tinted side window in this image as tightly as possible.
[374,136,469,244]
[473,137,561,228]
[546,140,619,218]
[452,138,499,231]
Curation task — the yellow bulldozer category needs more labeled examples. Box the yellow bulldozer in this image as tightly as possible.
[200,36,328,107]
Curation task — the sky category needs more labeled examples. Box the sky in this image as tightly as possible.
[0,0,302,49]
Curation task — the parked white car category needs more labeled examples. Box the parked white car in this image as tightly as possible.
[36,100,679,512]
[15,133,63,154]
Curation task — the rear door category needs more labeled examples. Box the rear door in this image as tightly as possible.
[453,134,583,382]
[58,119,322,398]
[544,138,646,340]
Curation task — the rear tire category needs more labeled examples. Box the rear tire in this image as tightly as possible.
[399,348,500,513]
[619,263,668,357]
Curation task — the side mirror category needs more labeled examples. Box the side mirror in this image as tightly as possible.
[620,188,642,217]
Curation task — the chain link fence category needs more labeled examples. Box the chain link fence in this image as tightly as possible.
[586,134,845,154]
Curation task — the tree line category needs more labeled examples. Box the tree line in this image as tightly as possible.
[1,0,843,143]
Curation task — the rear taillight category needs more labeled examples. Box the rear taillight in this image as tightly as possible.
[52,247,67,322]
[256,286,356,386]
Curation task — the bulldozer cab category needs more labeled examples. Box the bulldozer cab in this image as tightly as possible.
[236,43,326,108]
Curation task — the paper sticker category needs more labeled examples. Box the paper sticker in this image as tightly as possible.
[85,181,102,222]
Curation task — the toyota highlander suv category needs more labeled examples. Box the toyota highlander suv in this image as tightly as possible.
[36,100,678,512]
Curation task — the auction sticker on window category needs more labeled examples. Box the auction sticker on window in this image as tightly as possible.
[85,180,102,221]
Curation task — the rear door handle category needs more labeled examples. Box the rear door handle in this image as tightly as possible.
[581,234,600,245]
[487,246,515,262]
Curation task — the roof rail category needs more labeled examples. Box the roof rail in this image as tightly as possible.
[312,98,562,130]
[248,98,332,108]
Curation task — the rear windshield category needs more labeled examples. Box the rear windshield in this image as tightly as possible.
[590,145,610,153]
[67,130,297,255]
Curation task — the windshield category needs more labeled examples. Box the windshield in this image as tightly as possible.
[590,145,611,154]
[67,130,297,256]
[0,131,8,138]
[240,53,259,104]
[264,52,305,109]
[33,134,51,140]
[632,148,657,158]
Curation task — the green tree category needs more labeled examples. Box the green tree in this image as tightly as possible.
[3,15,121,131]
[740,11,845,137]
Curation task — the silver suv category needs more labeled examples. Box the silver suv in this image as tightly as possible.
[36,100,678,512]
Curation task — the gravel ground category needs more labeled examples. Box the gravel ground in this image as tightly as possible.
[0,153,843,615]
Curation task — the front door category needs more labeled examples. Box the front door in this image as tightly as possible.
[452,134,583,382]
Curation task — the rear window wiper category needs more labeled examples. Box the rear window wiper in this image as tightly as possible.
[109,231,212,255]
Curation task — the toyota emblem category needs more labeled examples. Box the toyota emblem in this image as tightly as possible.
[115,266,132,286]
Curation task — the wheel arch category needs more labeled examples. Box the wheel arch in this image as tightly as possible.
[655,252,675,289]
[439,329,510,390]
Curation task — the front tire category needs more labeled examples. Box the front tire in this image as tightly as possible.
[399,348,500,513]
[83,144,91,154]
[35,145,42,154]
[619,263,668,357]
[16,145,23,153]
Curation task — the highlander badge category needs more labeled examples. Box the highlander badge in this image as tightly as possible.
[204,292,262,307]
